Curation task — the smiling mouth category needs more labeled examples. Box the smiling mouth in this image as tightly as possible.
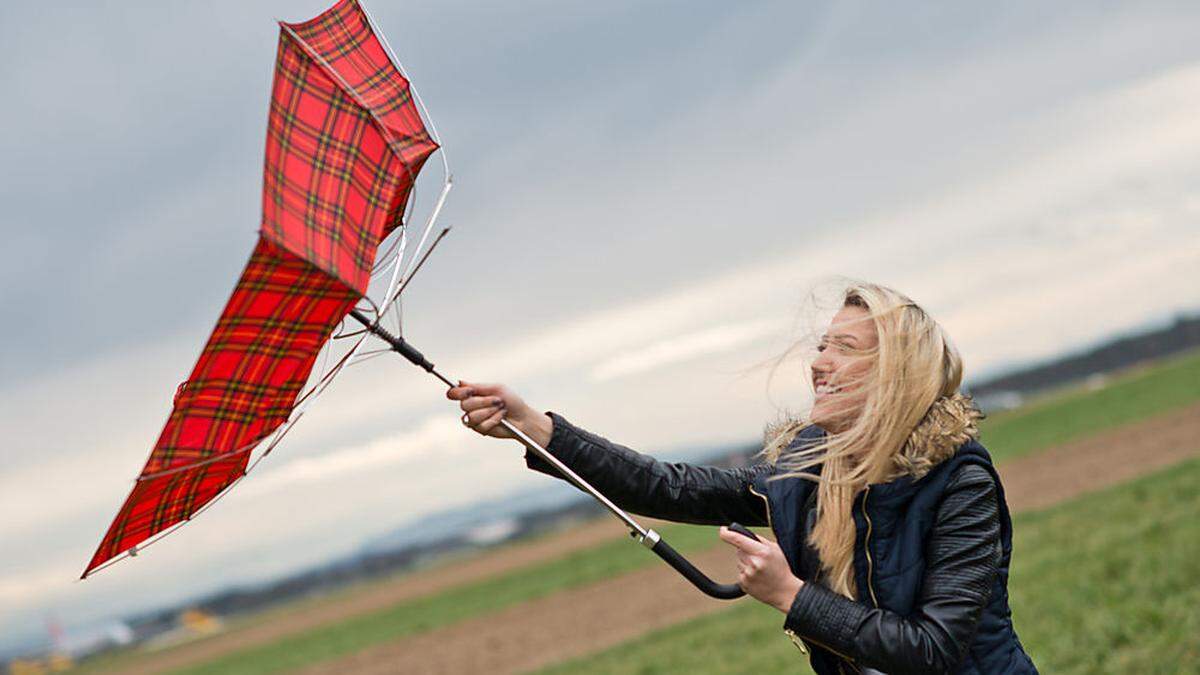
[814,382,841,396]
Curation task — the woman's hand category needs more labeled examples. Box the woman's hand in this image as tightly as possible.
[446,380,554,446]
[719,526,803,614]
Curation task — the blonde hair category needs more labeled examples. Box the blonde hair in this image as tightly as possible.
[762,281,968,598]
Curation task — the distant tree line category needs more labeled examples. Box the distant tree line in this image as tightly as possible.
[967,313,1200,398]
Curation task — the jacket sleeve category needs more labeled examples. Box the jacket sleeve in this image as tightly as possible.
[522,411,770,527]
[783,463,1001,674]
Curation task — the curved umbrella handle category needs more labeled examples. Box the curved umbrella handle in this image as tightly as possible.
[644,532,742,599]
[641,522,761,600]
[348,313,761,602]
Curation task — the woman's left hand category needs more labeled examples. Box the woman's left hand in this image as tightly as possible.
[719,526,803,614]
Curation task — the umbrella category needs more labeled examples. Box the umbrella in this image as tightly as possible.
[83,0,441,576]
[84,0,754,601]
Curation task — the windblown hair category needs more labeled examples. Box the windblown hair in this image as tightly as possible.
[761,281,981,598]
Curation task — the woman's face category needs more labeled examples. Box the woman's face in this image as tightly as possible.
[810,304,879,433]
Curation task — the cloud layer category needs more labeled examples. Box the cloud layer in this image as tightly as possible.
[2,0,1199,650]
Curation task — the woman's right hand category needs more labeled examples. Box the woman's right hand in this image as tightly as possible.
[446,380,554,447]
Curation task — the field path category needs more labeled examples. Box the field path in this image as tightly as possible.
[302,401,1200,675]
[115,518,647,674]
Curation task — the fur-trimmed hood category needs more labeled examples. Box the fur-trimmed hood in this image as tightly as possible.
[892,391,984,479]
[763,391,984,478]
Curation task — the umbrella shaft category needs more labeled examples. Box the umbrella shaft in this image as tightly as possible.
[495,418,649,538]
[347,309,650,538]
[349,309,453,387]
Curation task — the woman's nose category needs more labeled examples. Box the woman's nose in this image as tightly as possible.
[812,348,833,372]
[811,356,832,379]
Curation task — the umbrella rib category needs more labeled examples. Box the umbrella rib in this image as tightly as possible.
[359,0,449,174]
[378,218,410,328]
[389,226,451,305]
[357,0,453,328]
[393,177,453,299]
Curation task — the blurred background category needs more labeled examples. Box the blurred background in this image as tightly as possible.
[1,0,1198,672]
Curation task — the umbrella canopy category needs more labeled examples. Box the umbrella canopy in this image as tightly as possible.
[84,0,439,577]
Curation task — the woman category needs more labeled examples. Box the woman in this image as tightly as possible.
[448,282,1037,674]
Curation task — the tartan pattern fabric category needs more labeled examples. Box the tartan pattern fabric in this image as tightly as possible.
[264,22,435,293]
[278,0,439,242]
[86,239,358,572]
[85,0,437,576]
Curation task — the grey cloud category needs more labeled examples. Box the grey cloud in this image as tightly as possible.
[4,0,1200,650]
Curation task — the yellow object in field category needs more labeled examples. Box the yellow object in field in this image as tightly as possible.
[7,654,70,675]
[180,608,222,635]
[8,658,45,675]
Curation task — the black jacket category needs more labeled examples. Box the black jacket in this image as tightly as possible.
[526,413,1037,674]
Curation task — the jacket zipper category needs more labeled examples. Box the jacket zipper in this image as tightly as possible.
[786,629,861,666]
[861,486,880,608]
[748,483,775,533]
[749,482,862,670]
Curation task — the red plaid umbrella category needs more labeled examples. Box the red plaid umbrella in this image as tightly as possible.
[84,0,752,603]
[83,0,441,577]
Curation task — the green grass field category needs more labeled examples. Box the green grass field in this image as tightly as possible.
[81,349,1200,674]
[537,457,1200,674]
[978,348,1200,462]
[166,522,722,675]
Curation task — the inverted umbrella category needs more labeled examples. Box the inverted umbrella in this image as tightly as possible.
[85,0,757,600]
[83,0,440,576]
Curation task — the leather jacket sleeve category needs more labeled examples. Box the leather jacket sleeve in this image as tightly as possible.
[783,463,1002,674]
[523,412,770,527]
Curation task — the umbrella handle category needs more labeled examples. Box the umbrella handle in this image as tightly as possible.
[640,522,759,600]
[495,415,754,602]
[348,310,756,601]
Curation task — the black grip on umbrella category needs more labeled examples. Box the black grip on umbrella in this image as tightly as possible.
[391,337,434,372]
[649,536,746,600]
[349,309,435,372]
[728,522,761,542]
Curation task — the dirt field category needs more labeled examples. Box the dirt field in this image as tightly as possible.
[105,401,1200,674]
[113,516,653,674]
[294,401,1200,675]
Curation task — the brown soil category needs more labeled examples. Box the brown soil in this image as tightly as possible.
[114,517,651,674]
[300,546,739,675]
[995,404,1200,511]
[300,402,1200,675]
[110,402,1200,674]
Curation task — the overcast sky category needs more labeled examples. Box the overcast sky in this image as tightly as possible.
[2,0,1199,651]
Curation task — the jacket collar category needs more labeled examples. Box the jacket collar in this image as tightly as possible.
[890,391,983,481]
[753,393,985,545]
